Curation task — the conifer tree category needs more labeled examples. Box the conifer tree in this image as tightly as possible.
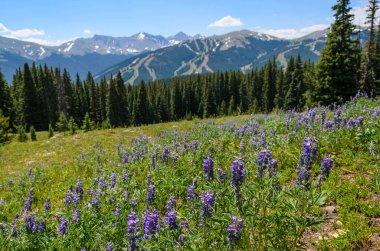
[360,0,379,97]
[0,71,12,120]
[48,123,54,138]
[99,77,108,122]
[17,125,28,142]
[56,112,68,134]
[82,112,93,132]
[30,126,37,141]
[317,0,358,104]
[107,76,120,127]
[21,63,39,130]
[68,116,78,135]
[0,110,10,143]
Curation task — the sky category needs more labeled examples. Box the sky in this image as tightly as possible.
[0,0,370,46]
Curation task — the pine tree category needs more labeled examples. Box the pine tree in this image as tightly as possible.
[56,112,68,135]
[317,0,358,104]
[274,67,285,109]
[0,70,12,119]
[99,77,108,122]
[30,126,37,141]
[21,63,40,130]
[107,76,120,127]
[86,72,100,123]
[360,0,379,97]
[17,125,28,142]
[0,110,10,143]
[68,116,78,135]
[115,72,129,126]
[82,112,93,132]
[48,123,54,138]
[376,21,380,95]
[262,59,277,112]
[135,80,149,125]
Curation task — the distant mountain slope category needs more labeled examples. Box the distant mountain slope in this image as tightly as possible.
[0,31,198,82]
[95,29,330,85]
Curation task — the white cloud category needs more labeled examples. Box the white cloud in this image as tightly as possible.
[208,16,243,28]
[83,29,92,34]
[352,5,368,25]
[260,24,329,39]
[17,37,70,46]
[0,22,45,38]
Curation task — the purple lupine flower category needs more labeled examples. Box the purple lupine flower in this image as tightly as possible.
[227,216,244,249]
[115,205,121,217]
[0,223,7,233]
[166,196,176,210]
[38,220,46,232]
[91,194,101,212]
[142,209,160,238]
[346,117,356,129]
[370,142,377,156]
[8,179,13,187]
[257,150,272,178]
[23,191,33,212]
[165,208,178,230]
[299,137,318,168]
[333,109,342,127]
[161,146,170,164]
[105,242,113,251]
[127,211,140,250]
[252,121,259,135]
[186,179,197,201]
[122,170,129,183]
[240,140,246,153]
[72,209,81,223]
[122,152,128,164]
[324,121,335,130]
[285,116,290,134]
[231,160,246,187]
[199,189,215,220]
[110,171,116,189]
[44,198,51,212]
[216,168,227,180]
[316,156,334,187]
[130,197,138,209]
[259,129,267,146]
[58,216,68,235]
[295,115,302,133]
[146,182,155,206]
[356,116,364,126]
[172,152,179,163]
[24,214,38,233]
[75,178,84,201]
[27,167,32,177]
[180,221,189,229]
[202,155,214,180]
[372,109,380,121]
[321,110,326,128]
[295,166,311,187]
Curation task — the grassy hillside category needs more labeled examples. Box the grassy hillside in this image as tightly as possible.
[0,96,379,250]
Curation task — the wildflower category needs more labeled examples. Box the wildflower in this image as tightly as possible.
[24,214,38,233]
[115,205,121,217]
[44,198,51,212]
[130,197,138,209]
[239,140,246,153]
[72,209,81,223]
[227,216,244,249]
[122,152,128,164]
[257,150,271,178]
[316,156,334,187]
[172,152,179,163]
[161,146,170,164]
[105,242,113,251]
[166,196,176,210]
[180,221,189,229]
[356,116,364,126]
[216,168,227,180]
[58,216,68,235]
[165,209,178,230]
[202,155,214,180]
[370,142,377,156]
[110,171,116,189]
[296,137,318,187]
[186,179,197,201]
[199,189,215,220]
[146,182,155,206]
[23,191,33,212]
[142,209,160,238]
[127,210,140,250]
[231,160,246,187]
[122,170,129,183]
[8,179,13,187]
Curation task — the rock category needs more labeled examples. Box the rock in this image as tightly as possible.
[324,205,337,216]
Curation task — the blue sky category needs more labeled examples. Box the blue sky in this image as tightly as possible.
[0,0,368,45]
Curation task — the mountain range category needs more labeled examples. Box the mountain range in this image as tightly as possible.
[0,32,202,82]
[0,28,369,84]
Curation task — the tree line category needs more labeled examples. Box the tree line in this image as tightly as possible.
[0,0,379,138]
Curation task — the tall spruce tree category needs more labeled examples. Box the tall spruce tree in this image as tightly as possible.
[360,0,379,97]
[0,71,12,119]
[316,0,358,104]
[115,72,129,126]
[21,63,39,130]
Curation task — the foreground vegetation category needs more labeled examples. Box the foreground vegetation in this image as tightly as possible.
[0,95,379,250]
